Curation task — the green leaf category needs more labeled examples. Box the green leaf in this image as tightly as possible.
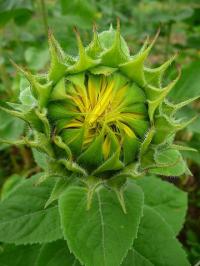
[149,149,188,176]
[169,61,200,102]
[123,206,190,266]
[32,148,49,170]
[0,244,40,266]
[60,0,98,24]
[45,177,72,208]
[136,176,187,235]
[1,174,24,200]
[36,240,81,266]
[0,0,33,26]
[0,109,24,150]
[19,76,37,107]
[0,174,62,244]
[59,181,144,266]
[177,106,200,134]
[25,47,49,71]
[122,249,153,266]
[0,241,81,266]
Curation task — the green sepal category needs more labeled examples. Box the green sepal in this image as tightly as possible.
[139,127,155,157]
[0,104,44,132]
[128,119,149,138]
[124,83,146,104]
[35,108,51,139]
[86,24,103,58]
[45,160,70,179]
[140,146,188,176]
[59,159,87,177]
[48,31,68,83]
[153,114,196,144]
[104,127,120,157]
[48,102,77,122]
[66,72,86,88]
[53,135,72,161]
[19,85,37,107]
[144,54,177,88]
[67,29,100,74]
[161,96,200,117]
[148,148,188,176]
[146,74,180,121]
[100,21,129,67]
[92,150,124,176]
[61,128,85,156]
[89,66,117,75]
[123,135,140,165]
[110,71,129,90]
[140,148,155,169]
[153,115,177,144]
[160,100,177,117]
[114,163,145,179]
[98,25,130,57]
[170,144,197,152]
[78,132,104,168]
[119,31,159,86]
[11,60,52,108]
[28,131,54,157]
[50,78,67,100]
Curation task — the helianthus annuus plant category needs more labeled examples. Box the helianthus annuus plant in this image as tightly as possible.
[0,22,195,266]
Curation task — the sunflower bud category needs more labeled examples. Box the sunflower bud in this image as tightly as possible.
[1,23,196,179]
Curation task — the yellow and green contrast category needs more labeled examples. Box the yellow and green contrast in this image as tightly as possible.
[1,22,196,179]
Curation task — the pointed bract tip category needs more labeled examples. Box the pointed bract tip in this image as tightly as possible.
[92,22,99,41]
[175,64,182,80]
[73,26,79,36]
[9,58,28,74]
[48,29,53,39]
[73,26,83,46]
[150,27,160,47]
[93,22,98,32]
[109,23,113,31]
[174,51,179,58]
[9,58,19,69]
[116,17,120,31]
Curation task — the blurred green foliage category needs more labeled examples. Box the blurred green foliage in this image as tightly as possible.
[0,0,200,264]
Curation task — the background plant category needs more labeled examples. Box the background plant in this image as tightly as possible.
[0,0,200,265]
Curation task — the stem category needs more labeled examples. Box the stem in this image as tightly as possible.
[40,0,49,37]
[19,146,32,170]
[10,147,20,173]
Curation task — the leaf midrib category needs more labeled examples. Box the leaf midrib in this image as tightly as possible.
[97,191,106,266]
[0,206,58,225]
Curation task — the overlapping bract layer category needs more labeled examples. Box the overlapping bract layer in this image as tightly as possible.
[48,72,148,169]
[0,23,196,178]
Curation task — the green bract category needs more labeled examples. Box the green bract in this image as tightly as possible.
[0,23,196,180]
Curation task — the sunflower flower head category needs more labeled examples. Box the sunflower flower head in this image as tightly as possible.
[1,21,196,179]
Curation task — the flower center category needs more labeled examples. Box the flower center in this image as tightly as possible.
[63,72,149,159]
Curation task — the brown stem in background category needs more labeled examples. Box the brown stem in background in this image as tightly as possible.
[19,146,32,171]
[40,0,49,37]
